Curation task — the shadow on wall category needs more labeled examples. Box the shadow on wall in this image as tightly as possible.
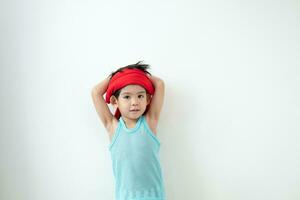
[159,84,207,199]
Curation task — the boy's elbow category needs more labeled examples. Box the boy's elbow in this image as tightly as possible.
[91,88,97,96]
[156,79,165,87]
[153,76,164,84]
[91,88,101,97]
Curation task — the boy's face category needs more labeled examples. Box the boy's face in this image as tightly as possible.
[113,84,151,120]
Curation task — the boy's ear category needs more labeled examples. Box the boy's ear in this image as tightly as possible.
[146,94,152,105]
[110,96,118,107]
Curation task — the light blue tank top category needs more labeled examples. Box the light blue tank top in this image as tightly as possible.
[109,115,166,200]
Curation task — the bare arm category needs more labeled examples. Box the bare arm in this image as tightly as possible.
[145,74,165,132]
[91,77,114,132]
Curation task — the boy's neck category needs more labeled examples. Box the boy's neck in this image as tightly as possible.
[122,116,141,129]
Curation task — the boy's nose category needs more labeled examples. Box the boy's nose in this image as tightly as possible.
[131,97,139,105]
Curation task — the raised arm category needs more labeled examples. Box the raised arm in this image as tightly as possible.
[145,75,165,133]
[91,77,115,133]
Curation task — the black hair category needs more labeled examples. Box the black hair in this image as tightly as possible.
[108,60,152,99]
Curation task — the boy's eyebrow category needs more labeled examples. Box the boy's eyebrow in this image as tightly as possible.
[121,91,146,95]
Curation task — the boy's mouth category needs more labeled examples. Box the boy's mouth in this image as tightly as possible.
[130,109,140,112]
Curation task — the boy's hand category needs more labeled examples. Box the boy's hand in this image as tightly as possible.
[147,74,163,86]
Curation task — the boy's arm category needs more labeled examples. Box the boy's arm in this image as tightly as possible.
[146,75,165,123]
[91,77,114,132]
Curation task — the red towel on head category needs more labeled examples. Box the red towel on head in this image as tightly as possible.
[105,68,155,119]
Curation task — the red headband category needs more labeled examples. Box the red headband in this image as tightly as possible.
[105,68,155,119]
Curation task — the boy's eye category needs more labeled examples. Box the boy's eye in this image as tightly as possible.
[122,95,144,99]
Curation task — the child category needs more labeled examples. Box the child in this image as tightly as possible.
[91,61,166,200]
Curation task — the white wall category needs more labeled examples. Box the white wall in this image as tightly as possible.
[1,0,299,200]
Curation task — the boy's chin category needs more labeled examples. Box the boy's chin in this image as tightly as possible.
[127,111,143,118]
